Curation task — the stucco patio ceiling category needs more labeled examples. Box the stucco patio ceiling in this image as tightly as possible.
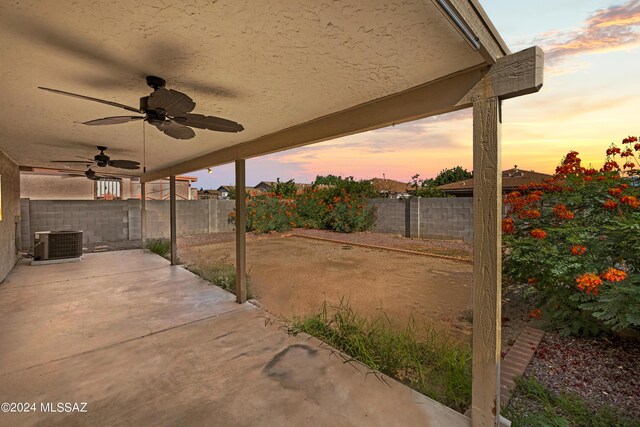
[0,0,509,178]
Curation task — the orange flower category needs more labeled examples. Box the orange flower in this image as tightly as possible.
[608,187,623,197]
[570,245,587,256]
[520,209,541,219]
[553,204,574,219]
[502,217,515,234]
[530,309,542,319]
[530,228,547,239]
[576,273,603,295]
[603,199,618,210]
[621,195,637,206]
[527,277,537,284]
[601,267,627,282]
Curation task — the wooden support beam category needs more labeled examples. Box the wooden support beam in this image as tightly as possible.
[471,97,502,427]
[169,176,177,266]
[140,182,146,248]
[235,159,247,304]
[141,47,542,183]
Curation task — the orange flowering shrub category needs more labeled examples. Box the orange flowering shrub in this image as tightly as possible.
[234,184,376,234]
[503,137,640,335]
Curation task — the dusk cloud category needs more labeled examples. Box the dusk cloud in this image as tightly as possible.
[539,0,640,61]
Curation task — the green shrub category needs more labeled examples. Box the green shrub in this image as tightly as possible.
[246,193,296,233]
[503,136,640,335]
[231,186,377,234]
[145,238,170,257]
[187,262,252,298]
[286,300,471,412]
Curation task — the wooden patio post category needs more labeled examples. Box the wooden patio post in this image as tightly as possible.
[169,175,177,265]
[235,159,247,303]
[140,182,146,248]
[471,97,502,427]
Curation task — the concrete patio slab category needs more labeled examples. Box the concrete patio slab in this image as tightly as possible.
[0,250,470,426]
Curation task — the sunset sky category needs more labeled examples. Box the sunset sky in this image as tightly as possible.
[193,0,640,189]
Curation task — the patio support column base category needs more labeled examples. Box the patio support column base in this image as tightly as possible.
[235,159,247,303]
[170,175,177,266]
[471,97,502,427]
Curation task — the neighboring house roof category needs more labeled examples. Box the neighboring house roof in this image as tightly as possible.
[370,177,411,194]
[439,167,553,195]
[216,185,262,196]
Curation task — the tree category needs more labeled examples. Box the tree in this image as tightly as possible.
[271,178,297,198]
[409,174,449,198]
[313,175,377,198]
[431,166,473,186]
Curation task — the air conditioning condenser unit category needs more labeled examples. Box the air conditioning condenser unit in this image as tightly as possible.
[33,231,83,264]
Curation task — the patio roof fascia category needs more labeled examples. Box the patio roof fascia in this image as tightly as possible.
[141,46,542,183]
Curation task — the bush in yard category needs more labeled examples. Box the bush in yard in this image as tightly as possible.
[145,238,170,257]
[232,185,377,234]
[245,193,296,233]
[502,136,640,336]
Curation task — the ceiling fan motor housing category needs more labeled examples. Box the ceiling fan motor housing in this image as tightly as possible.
[94,146,110,166]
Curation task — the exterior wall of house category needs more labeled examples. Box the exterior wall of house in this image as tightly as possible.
[0,151,21,282]
[21,174,94,200]
[368,197,473,242]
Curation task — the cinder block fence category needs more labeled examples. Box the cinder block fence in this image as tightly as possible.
[19,199,235,250]
[19,197,474,251]
[367,198,473,242]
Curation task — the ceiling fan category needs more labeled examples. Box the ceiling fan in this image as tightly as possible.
[39,76,244,140]
[62,167,126,181]
[51,146,140,170]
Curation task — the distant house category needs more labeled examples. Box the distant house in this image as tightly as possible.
[217,185,234,199]
[370,177,411,198]
[20,169,198,200]
[198,189,221,199]
[217,185,262,199]
[438,166,553,197]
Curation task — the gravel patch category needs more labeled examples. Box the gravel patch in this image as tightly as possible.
[525,332,640,417]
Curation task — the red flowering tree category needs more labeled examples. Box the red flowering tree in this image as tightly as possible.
[502,136,640,335]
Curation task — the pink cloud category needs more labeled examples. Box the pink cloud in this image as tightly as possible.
[539,0,640,60]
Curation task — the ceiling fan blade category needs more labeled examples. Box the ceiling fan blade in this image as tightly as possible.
[38,87,142,113]
[82,116,145,126]
[175,113,244,133]
[51,160,93,164]
[154,121,196,140]
[108,159,140,170]
[148,88,196,116]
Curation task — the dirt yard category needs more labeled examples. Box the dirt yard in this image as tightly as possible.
[180,235,475,341]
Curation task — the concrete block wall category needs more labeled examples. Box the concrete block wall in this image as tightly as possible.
[20,198,237,249]
[19,197,470,250]
[368,197,473,242]
[27,200,129,247]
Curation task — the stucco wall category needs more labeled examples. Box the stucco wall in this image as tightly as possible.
[0,151,20,282]
[21,174,94,200]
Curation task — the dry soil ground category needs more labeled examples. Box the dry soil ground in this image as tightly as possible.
[180,235,476,341]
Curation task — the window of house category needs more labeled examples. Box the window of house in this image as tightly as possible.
[95,178,122,200]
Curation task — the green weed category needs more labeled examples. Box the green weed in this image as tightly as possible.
[286,299,472,412]
[504,375,640,427]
